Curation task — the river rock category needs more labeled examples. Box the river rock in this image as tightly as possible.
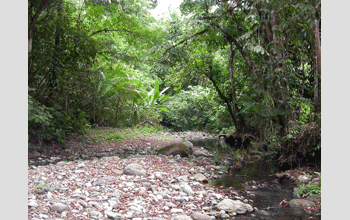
[190,212,212,220]
[192,149,212,157]
[123,163,146,176]
[171,215,192,220]
[258,210,270,216]
[182,141,194,151]
[28,200,38,208]
[297,175,311,184]
[289,199,315,208]
[50,203,69,212]
[182,184,194,196]
[89,210,103,219]
[171,208,184,213]
[306,194,321,203]
[216,199,253,214]
[105,211,120,219]
[56,161,67,167]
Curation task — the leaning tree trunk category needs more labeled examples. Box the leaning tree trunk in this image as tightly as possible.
[28,0,52,54]
[228,40,239,129]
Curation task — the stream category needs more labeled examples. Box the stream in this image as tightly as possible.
[189,138,321,220]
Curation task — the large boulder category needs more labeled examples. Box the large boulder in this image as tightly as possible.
[157,143,191,157]
[123,163,146,176]
[289,199,315,208]
[216,199,253,214]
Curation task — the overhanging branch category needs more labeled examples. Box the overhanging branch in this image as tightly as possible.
[163,29,208,55]
[89,28,133,37]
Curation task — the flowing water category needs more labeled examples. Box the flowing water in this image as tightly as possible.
[189,138,321,220]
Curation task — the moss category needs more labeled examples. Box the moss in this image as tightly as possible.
[157,143,190,156]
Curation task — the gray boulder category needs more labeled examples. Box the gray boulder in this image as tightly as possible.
[216,199,253,214]
[289,199,315,208]
[306,194,321,203]
[123,163,146,176]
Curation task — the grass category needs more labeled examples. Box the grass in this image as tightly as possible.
[35,181,52,194]
[85,124,179,145]
[86,127,125,144]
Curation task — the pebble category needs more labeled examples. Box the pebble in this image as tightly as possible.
[89,210,103,218]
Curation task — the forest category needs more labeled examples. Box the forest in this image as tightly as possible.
[28,0,321,168]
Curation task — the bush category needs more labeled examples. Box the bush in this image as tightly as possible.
[161,86,233,133]
[29,90,91,145]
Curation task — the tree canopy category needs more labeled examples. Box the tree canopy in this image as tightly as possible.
[28,0,320,167]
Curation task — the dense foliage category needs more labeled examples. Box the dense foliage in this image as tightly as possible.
[161,86,234,133]
[28,0,165,144]
[28,0,321,168]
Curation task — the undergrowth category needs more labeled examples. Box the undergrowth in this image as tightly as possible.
[296,172,321,196]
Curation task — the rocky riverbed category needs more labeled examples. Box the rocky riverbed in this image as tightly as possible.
[28,130,320,219]
[28,153,257,219]
[28,131,250,219]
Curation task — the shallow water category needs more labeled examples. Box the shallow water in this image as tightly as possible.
[189,138,321,220]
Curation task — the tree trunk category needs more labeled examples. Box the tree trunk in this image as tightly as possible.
[228,41,239,128]
[312,18,321,115]
[271,8,287,136]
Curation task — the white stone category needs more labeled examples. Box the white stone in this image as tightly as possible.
[171,208,184,213]
[182,184,194,196]
[28,200,38,208]
[74,189,82,194]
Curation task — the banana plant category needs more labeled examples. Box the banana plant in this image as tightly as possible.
[142,80,171,113]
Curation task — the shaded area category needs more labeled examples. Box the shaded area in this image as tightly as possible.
[190,138,321,220]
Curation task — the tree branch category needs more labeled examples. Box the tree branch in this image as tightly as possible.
[163,29,208,55]
[89,29,134,37]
